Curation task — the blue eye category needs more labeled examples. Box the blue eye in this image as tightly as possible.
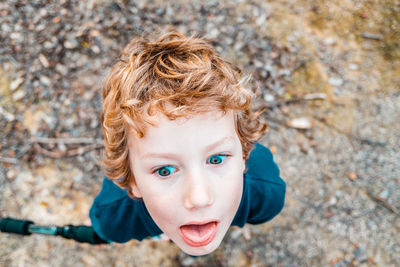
[155,166,176,177]
[208,155,227,165]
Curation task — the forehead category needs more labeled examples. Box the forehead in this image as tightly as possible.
[128,110,238,154]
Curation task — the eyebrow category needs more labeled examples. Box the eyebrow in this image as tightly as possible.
[142,136,235,160]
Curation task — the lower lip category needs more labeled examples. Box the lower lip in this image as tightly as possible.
[179,221,218,247]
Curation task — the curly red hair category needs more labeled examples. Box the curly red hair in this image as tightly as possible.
[101,32,267,197]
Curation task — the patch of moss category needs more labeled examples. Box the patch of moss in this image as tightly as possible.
[379,0,400,61]
[288,59,330,96]
[308,0,400,61]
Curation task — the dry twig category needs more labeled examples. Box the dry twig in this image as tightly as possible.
[264,93,327,109]
[34,143,103,158]
[30,136,103,145]
[367,190,399,215]
[0,157,18,164]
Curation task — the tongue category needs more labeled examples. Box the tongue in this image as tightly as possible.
[180,222,216,244]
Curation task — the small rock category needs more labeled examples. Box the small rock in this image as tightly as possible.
[1,23,11,33]
[278,69,291,76]
[155,7,165,16]
[58,142,67,152]
[298,142,309,154]
[263,93,275,102]
[303,93,326,100]
[38,53,50,68]
[64,39,78,49]
[349,64,359,70]
[0,106,15,121]
[230,228,242,239]
[280,106,290,114]
[39,8,48,17]
[377,189,389,201]
[181,257,195,266]
[10,77,24,91]
[35,24,46,32]
[328,77,344,87]
[43,40,55,49]
[91,45,101,54]
[256,13,267,26]
[243,227,251,240]
[287,117,312,129]
[324,37,336,45]
[55,64,68,76]
[6,169,16,181]
[89,29,100,37]
[208,28,219,39]
[40,76,51,86]
[254,60,263,68]
[10,32,23,42]
[90,119,98,128]
[234,41,244,51]
[354,244,368,262]
[12,89,26,101]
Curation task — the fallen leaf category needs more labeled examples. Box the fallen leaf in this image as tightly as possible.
[82,41,89,48]
[284,92,292,100]
[40,201,49,208]
[52,17,60,23]
[348,172,357,181]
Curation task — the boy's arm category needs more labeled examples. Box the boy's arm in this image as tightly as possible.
[89,178,162,242]
[233,143,286,226]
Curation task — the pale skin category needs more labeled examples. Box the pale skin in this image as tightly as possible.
[127,110,246,256]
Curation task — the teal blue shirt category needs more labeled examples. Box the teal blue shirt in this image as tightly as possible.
[89,143,286,242]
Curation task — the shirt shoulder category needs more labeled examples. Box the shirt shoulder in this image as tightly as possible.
[89,178,162,242]
[243,143,286,224]
[246,143,285,186]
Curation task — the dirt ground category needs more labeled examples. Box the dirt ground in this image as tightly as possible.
[0,0,399,266]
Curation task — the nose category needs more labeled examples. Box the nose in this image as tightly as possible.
[183,169,214,210]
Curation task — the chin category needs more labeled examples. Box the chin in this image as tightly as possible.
[178,237,222,256]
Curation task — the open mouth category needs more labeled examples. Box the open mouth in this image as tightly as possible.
[179,221,218,247]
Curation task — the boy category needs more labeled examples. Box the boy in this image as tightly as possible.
[89,32,286,256]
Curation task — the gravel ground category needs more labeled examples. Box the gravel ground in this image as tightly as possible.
[1,0,399,266]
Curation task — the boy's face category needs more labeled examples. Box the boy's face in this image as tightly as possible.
[127,110,245,256]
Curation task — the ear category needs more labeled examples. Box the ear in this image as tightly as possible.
[131,182,142,198]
